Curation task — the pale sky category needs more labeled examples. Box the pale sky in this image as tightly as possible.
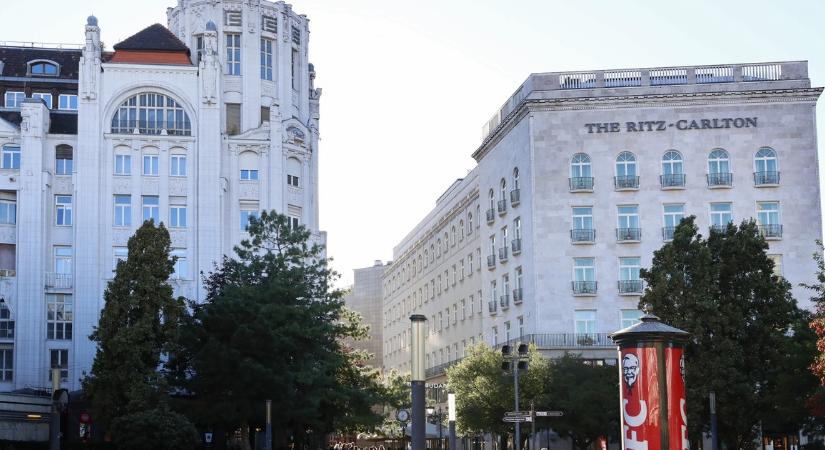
[3,0,825,286]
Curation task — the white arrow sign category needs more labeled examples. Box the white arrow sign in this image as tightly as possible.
[534,411,564,417]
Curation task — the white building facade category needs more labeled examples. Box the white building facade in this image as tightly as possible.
[0,0,324,392]
[383,61,822,377]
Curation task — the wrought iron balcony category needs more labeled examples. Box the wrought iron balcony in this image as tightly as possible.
[569,177,594,192]
[759,224,783,239]
[754,171,780,186]
[498,246,509,262]
[500,294,510,309]
[488,301,497,314]
[707,172,733,187]
[618,280,643,294]
[502,333,615,350]
[45,272,72,290]
[510,189,521,206]
[513,288,523,304]
[660,173,686,188]
[571,228,596,243]
[572,280,597,295]
[662,226,676,241]
[511,238,522,255]
[425,358,464,378]
[486,254,496,269]
[486,208,495,223]
[497,200,507,215]
[616,228,641,242]
[614,175,640,190]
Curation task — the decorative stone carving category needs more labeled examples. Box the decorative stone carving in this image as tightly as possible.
[170,230,187,248]
[52,176,73,194]
[239,182,260,199]
[169,179,188,196]
[142,178,160,195]
[286,126,305,146]
[112,178,131,195]
[0,226,16,245]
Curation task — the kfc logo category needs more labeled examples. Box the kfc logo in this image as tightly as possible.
[622,353,640,391]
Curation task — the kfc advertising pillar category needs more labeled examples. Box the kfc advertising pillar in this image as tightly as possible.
[609,312,690,450]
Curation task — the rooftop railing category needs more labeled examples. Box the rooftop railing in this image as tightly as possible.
[0,41,84,50]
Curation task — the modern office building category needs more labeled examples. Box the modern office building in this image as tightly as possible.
[0,0,324,391]
[382,61,822,378]
[342,261,387,369]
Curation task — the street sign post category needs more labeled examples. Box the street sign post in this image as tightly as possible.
[504,411,531,417]
[534,411,564,417]
[502,416,532,423]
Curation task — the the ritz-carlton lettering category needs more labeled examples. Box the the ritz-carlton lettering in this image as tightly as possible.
[585,117,758,133]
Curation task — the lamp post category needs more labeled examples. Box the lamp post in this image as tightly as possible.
[448,393,457,450]
[410,315,428,450]
[501,344,529,450]
[427,406,445,450]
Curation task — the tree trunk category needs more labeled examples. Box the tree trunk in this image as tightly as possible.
[500,433,508,450]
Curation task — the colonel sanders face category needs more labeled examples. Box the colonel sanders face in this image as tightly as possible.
[622,353,640,389]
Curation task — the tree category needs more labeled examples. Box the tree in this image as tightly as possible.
[82,220,193,445]
[640,217,801,449]
[539,354,619,450]
[174,211,386,449]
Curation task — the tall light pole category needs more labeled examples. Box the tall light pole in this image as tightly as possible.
[502,344,529,450]
[410,315,428,450]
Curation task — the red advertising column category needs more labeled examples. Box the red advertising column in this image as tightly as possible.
[610,312,689,450]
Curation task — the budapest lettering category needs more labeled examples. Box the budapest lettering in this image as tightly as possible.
[585,117,757,133]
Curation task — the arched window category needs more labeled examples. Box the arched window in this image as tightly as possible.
[286,157,301,187]
[615,152,637,176]
[29,60,58,76]
[430,244,435,262]
[111,92,191,136]
[436,240,441,257]
[488,189,495,211]
[55,145,73,175]
[708,149,730,174]
[459,220,465,241]
[754,147,778,173]
[499,178,507,201]
[662,151,683,175]
[239,151,259,181]
[513,167,520,190]
[451,226,456,246]
[467,212,473,234]
[443,232,449,252]
[571,153,591,177]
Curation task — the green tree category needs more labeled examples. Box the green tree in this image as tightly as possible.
[174,211,385,449]
[82,220,193,444]
[640,217,800,450]
[538,354,619,450]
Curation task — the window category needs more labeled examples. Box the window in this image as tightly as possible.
[757,202,781,238]
[111,93,191,135]
[47,294,72,340]
[4,92,24,108]
[754,147,779,185]
[710,203,732,231]
[0,199,16,225]
[619,257,641,281]
[0,346,11,381]
[571,153,592,177]
[55,195,72,226]
[55,145,73,175]
[468,253,474,273]
[467,212,473,234]
[663,204,685,240]
[518,316,524,338]
[169,198,187,228]
[226,33,241,75]
[768,254,783,276]
[451,226,457,246]
[621,310,643,329]
[260,38,273,80]
[49,349,69,382]
[261,106,270,124]
[573,258,596,285]
[513,167,520,190]
[240,151,258,180]
[616,151,637,176]
[504,321,511,342]
[707,149,732,186]
[288,214,300,230]
[291,48,300,90]
[0,304,11,339]
[114,195,131,226]
[452,265,457,285]
[226,103,241,135]
[461,299,467,320]
[460,259,465,280]
[114,154,131,175]
[492,326,498,346]
[661,150,683,175]
[574,310,596,338]
[572,207,594,241]
[171,249,188,279]
[195,35,204,63]
[114,247,128,270]
[2,146,20,170]
[142,196,159,223]
[170,154,187,177]
[143,152,159,176]
[502,274,510,301]
[287,158,301,187]
[499,178,507,202]
[32,93,52,108]
[30,61,58,76]
[58,94,77,111]
[240,204,259,230]
[501,226,508,251]
[617,205,640,240]
[54,247,72,275]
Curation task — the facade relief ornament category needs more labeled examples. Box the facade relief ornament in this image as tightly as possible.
[142,178,160,195]
[112,228,132,245]
[239,182,260,199]
[0,226,16,245]
[169,179,188,196]
[112,178,131,194]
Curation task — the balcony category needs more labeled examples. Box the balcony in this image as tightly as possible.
[486,208,495,223]
[663,226,676,241]
[511,238,522,255]
[618,280,643,294]
[571,228,595,243]
[501,333,615,350]
[707,172,733,188]
[45,272,72,290]
[510,189,521,206]
[572,281,597,295]
[488,301,497,314]
[425,358,464,378]
[614,176,639,190]
[616,228,641,242]
[754,171,780,186]
[759,224,783,239]
[500,294,510,309]
[497,200,507,215]
[498,246,508,262]
[513,288,523,304]
[569,177,594,192]
[486,255,496,269]
[660,174,686,189]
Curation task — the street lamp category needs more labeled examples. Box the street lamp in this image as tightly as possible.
[502,344,528,450]
[410,315,428,450]
[426,405,446,450]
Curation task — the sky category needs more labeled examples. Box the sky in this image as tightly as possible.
[2,0,825,286]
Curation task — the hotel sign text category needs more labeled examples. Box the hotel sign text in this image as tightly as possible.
[584,117,758,133]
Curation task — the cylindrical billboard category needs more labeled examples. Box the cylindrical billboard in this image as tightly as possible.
[666,347,688,450]
[619,346,661,450]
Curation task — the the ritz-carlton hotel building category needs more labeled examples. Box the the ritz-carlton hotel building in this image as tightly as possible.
[0,0,324,391]
[380,62,823,380]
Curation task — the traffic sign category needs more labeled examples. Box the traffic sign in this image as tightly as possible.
[534,411,564,417]
[502,416,532,423]
[504,411,531,417]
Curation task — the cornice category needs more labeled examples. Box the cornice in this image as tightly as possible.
[473,87,824,161]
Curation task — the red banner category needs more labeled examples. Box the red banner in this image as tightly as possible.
[620,347,661,450]
[666,347,688,450]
